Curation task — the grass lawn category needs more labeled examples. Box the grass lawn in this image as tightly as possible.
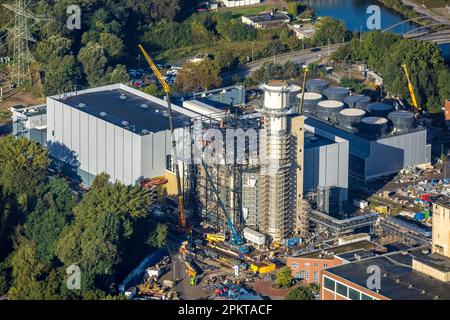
[217,4,283,18]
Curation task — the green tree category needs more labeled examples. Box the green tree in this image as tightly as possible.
[312,17,348,45]
[98,33,125,60]
[275,266,293,288]
[340,77,364,93]
[175,60,221,92]
[287,2,302,17]
[285,286,315,300]
[34,35,72,64]
[56,173,155,296]
[0,136,49,200]
[8,239,61,300]
[43,55,82,96]
[78,42,108,86]
[142,83,164,97]
[148,223,168,248]
[23,177,76,263]
[107,64,130,84]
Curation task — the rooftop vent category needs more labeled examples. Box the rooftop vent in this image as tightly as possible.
[141,104,149,109]
[100,112,108,117]
[383,273,388,278]
[155,109,159,113]
[395,278,401,283]
[120,94,128,100]
[121,121,129,127]
[141,129,150,135]
[421,249,430,255]
[408,283,413,289]
[162,111,169,117]
[78,103,86,108]
[421,289,426,295]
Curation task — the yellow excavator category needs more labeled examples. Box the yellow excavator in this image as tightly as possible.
[401,64,420,111]
[138,44,186,232]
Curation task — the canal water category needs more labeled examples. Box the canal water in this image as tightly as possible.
[300,0,450,62]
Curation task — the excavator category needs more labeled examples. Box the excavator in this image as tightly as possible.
[401,64,420,112]
[138,44,187,232]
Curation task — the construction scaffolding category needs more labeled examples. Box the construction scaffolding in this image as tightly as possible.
[192,113,261,235]
[257,81,295,243]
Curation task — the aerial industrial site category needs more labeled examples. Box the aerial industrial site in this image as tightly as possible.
[0,0,450,305]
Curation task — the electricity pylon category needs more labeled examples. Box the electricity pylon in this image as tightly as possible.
[2,0,43,85]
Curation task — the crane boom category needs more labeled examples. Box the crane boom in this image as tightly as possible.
[201,161,248,254]
[401,64,419,111]
[298,68,309,114]
[138,44,186,231]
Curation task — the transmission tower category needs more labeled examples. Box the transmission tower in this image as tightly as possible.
[2,0,42,85]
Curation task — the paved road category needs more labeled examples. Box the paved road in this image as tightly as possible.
[222,43,346,83]
[402,0,450,24]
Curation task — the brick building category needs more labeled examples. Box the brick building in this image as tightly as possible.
[286,240,381,285]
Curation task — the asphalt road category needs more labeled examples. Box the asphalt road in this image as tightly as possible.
[222,43,346,84]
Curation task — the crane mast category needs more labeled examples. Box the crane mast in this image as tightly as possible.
[298,68,309,114]
[138,44,186,231]
[401,64,420,111]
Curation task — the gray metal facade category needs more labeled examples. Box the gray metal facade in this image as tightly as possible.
[303,124,349,201]
[305,117,431,180]
[46,84,197,186]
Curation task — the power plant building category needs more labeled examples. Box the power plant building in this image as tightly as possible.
[46,84,198,186]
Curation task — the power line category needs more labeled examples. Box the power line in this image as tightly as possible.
[2,0,44,85]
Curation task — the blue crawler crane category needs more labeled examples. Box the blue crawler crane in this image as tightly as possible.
[201,161,249,255]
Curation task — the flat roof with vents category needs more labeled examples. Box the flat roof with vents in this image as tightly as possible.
[51,84,198,135]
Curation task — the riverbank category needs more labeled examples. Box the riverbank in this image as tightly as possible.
[377,0,450,25]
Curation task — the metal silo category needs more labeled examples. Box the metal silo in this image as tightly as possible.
[344,94,371,109]
[297,92,323,114]
[388,111,416,134]
[322,87,350,102]
[338,108,366,131]
[366,102,393,117]
[360,116,388,138]
[316,100,345,123]
[305,79,329,94]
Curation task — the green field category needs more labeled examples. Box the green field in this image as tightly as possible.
[217,4,283,18]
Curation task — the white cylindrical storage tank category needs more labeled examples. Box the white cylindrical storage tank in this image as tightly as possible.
[289,85,302,109]
[339,108,366,130]
[344,94,371,109]
[388,111,416,134]
[366,102,393,117]
[323,87,350,102]
[360,116,388,138]
[305,79,329,94]
[317,100,345,122]
[297,92,323,114]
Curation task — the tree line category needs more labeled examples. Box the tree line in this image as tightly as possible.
[0,136,167,299]
[332,31,450,113]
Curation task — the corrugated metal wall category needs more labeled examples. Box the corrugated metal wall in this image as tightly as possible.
[304,138,349,201]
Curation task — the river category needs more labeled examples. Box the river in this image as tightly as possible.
[299,0,450,62]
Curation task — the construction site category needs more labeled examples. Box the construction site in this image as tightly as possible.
[4,37,450,300]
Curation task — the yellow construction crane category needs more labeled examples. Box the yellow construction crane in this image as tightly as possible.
[298,68,309,114]
[401,64,420,111]
[138,44,186,231]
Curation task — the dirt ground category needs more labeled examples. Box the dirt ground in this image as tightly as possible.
[0,89,44,124]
